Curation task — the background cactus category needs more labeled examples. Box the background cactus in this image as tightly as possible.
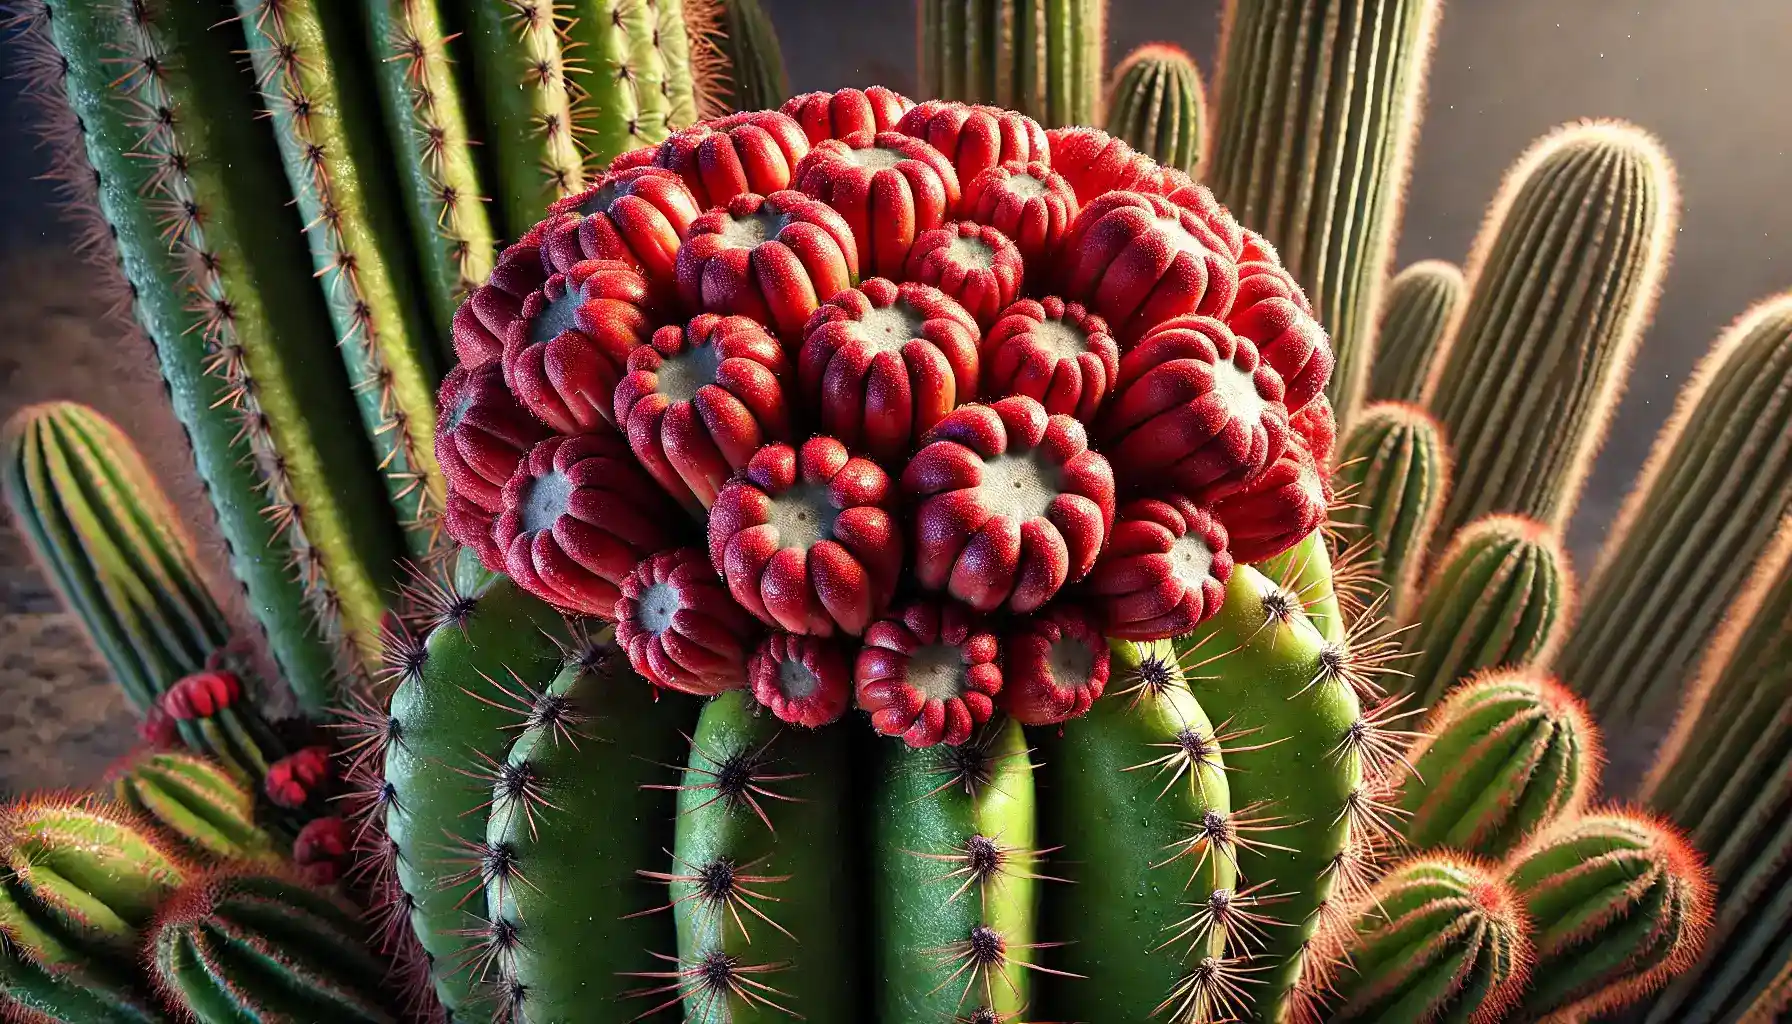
[0,943,158,1024]
[918,0,1107,128]
[109,750,279,865]
[1332,402,1451,618]
[1367,260,1466,404]
[1104,43,1205,177]
[717,0,790,112]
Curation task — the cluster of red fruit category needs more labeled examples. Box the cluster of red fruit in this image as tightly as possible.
[436,86,1335,748]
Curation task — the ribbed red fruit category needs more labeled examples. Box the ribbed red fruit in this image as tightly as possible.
[652,110,812,208]
[1087,494,1234,639]
[434,360,548,514]
[451,224,549,366]
[1100,314,1291,499]
[798,279,981,466]
[495,433,680,618]
[855,598,1002,747]
[708,437,901,636]
[1042,126,1160,204]
[1059,190,1240,342]
[675,190,859,340]
[616,547,759,696]
[999,603,1111,725]
[960,161,1078,267]
[1291,393,1337,476]
[502,259,655,434]
[609,145,658,173]
[614,314,792,511]
[895,100,1050,188]
[445,490,503,572]
[979,297,1119,423]
[538,166,700,286]
[1227,289,1332,414]
[1211,442,1329,563]
[904,221,1024,328]
[792,131,960,279]
[749,631,853,727]
[781,85,915,145]
[1154,179,1247,262]
[902,395,1115,613]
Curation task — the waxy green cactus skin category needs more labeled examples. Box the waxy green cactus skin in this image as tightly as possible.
[111,750,278,866]
[918,0,1108,128]
[1368,260,1466,405]
[1257,528,1347,645]
[1333,403,1451,619]
[563,0,714,172]
[0,933,158,1024]
[1105,43,1205,176]
[718,0,790,112]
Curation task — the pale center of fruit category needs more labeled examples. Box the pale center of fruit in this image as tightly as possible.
[855,302,926,356]
[574,178,632,215]
[1154,215,1212,260]
[849,146,908,170]
[767,484,839,551]
[519,470,573,533]
[1208,357,1267,423]
[635,583,682,635]
[656,343,724,403]
[529,281,585,346]
[442,391,476,433]
[778,658,820,700]
[1030,319,1088,359]
[907,643,968,700]
[946,234,998,270]
[717,211,790,249]
[977,450,1060,522]
[1047,636,1094,685]
[1007,173,1050,199]
[1169,531,1216,589]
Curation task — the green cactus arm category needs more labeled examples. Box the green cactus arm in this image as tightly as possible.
[919,0,1104,128]
[717,0,789,111]
[1331,402,1451,620]
[1105,43,1206,176]
[561,0,652,168]
[113,751,278,865]
[1367,260,1466,404]
[651,0,713,128]
[0,927,161,1024]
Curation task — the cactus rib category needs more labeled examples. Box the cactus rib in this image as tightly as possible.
[919,0,1107,129]
[1104,43,1206,176]
[1367,260,1466,404]
[111,750,279,865]
[716,0,789,112]
[1331,402,1451,620]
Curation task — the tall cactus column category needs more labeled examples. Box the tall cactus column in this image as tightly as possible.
[1206,0,1442,424]
[918,0,1107,128]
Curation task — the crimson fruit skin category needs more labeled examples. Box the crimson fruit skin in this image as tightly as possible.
[503,259,657,434]
[960,160,1079,267]
[999,602,1112,725]
[1211,443,1329,563]
[1100,313,1292,500]
[1227,286,1333,415]
[798,278,982,466]
[792,131,962,280]
[652,110,813,209]
[749,631,854,727]
[979,296,1120,423]
[608,145,657,173]
[1043,126,1163,205]
[1086,493,1235,639]
[445,490,503,570]
[538,166,701,287]
[452,222,550,366]
[902,395,1117,614]
[781,85,916,145]
[675,190,860,341]
[435,360,548,514]
[1291,392,1337,477]
[495,432,681,618]
[614,313,793,511]
[903,221,1025,328]
[1059,189,1242,343]
[708,437,901,636]
[616,547,760,696]
[895,99,1050,189]
[854,598,1002,747]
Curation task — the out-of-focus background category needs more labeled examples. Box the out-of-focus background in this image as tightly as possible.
[2,0,1788,790]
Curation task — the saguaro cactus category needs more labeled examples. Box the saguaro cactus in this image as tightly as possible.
[1368,260,1466,404]
[918,0,1108,128]
[1105,43,1206,176]
[1332,402,1451,618]
[1423,121,1679,541]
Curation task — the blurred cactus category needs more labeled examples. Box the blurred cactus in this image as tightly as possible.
[718,0,790,111]
[110,750,279,865]
[919,0,1107,128]
[1332,402,1451,618]
[1368,260,1466,404]
[1105,43,1205,176]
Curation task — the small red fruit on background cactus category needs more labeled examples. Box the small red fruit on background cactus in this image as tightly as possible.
[1043,126,1162,205]
[675,190,859,340]
[1059,190,1240,342]
[904,221,1025,328]
[436,360,549,516]
[855,598,1002,747]
[708,437,901,636]
[495,433,681,618]
[292,816,350,886]
[1000,603,1112,725]
[798,279,981,465]
[1210,443,1329,563]
[1087,494,1235,639]
[749,632,854,728]
[615,548,759,696]
[979,297,1119,423]
[162,670,242,720]
[960,161,1079,267]
[903,395,1116,613]
[895,100,1050,187]
[614,314,792,510]
[137,707,180,749]
[451,225,549,365]
[538,166,701,284]
[503,259,656,434]
[653,110,812,208]
[793,131,960,279]
[781,85,915,145]
[265,745,333,809]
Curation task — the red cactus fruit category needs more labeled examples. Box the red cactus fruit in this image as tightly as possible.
[1291,393,1337,475]
[675,190,859,340]
[1100,314,1291,499]
[979,296,1119,423]
[855,598,1002,747]
[265,745,333,809]
[1058,190,1240,342]
[614,314,793,510]
[1153,179,1247,262]
[501,258,656,434]
[615,547,759,696]
[538,166,701,285]
[999,603,1112,725]
[904,221,1025,328]
[162,670,242,720]
[902,395,1116,613]
[960,160,1079,267]
[451,224,549,366]
[781,85,915,145]
[1210,442,1329,563]
[709,437,901,636]
[609,145,658,173]
[137,707,180,749]
[895,100,1050,188]
[1228,294,1332,415]
[792,131,960,279]
[748,632,853,728]
[1087,494,1235,639]
[495,433,681,618]
[445,489,503,572]
[797,279,981,466]
[653,110,812,208]
[435,360,548,514]
[1042,126,1161,204]
[292,816,350,886]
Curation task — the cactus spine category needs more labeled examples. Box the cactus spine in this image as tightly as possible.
[1207,0,1442,423]
[918,0,1108,128]
[717,0,789,112]
[1368,260,1466,404]
[111,750,278,865]
[1422,121,1679,540]
[1332,403,1451,619]
[1105,43,1206,176]
[1403,515,1573,707]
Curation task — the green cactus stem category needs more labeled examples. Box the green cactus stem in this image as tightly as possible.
[0,931,159,1024]
[561,0,712,173]
[1332,402,1451,619]
[148,870,396,1024]
[717,0,789,112]
[918,0,1108,129]
[1555,292,1792,776]
[232,0,447,559]
[1327,855,1532,1023]
[1104,43,1206,176]
[1402,515,1573,707]
[1207,0,1443,424]
[1398,671,1598,860]
[1422,121,1679,540]
[1368,260,1466,404]
[1256,528,1347,645]
[110,750,279,865]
